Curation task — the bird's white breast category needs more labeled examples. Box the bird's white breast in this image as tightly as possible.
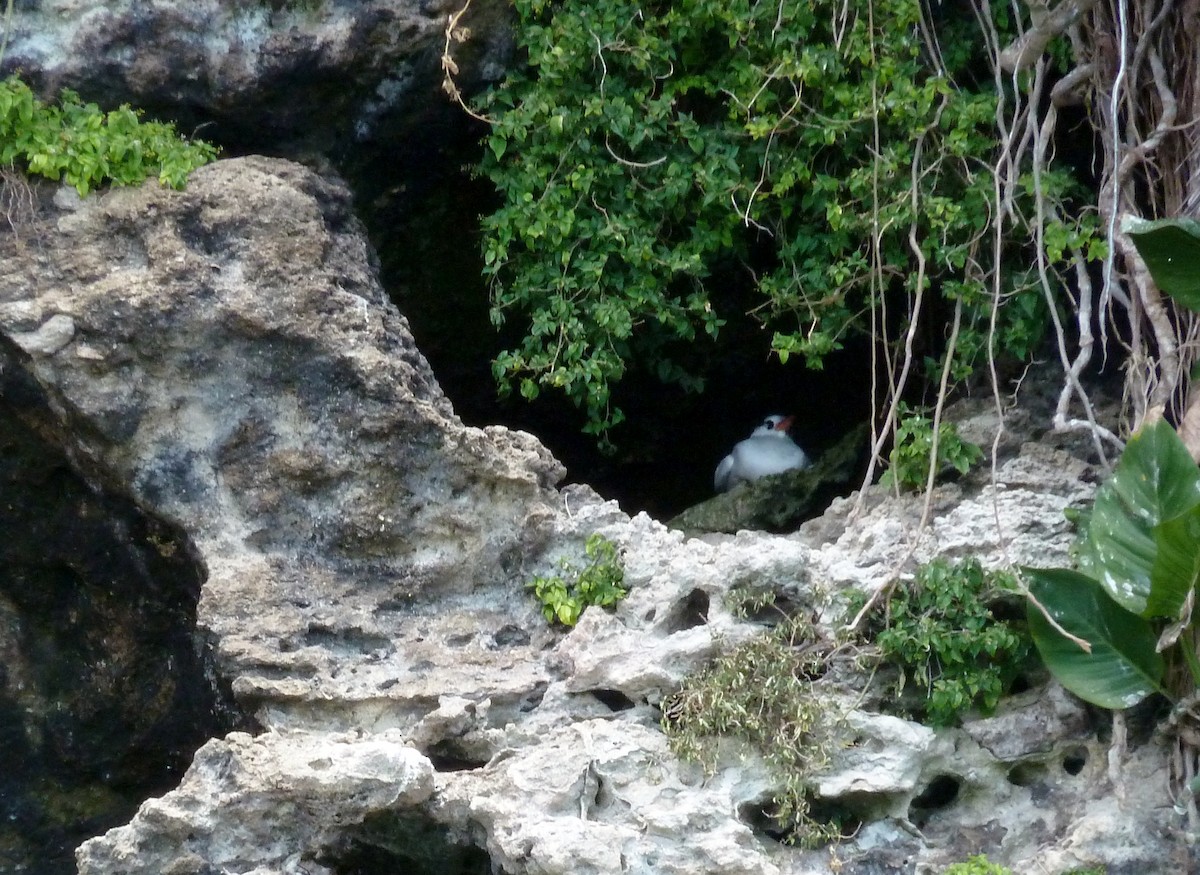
[731,436,810,480]
[714,433,810,492]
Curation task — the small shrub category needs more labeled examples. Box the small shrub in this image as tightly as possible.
[725,584,783,619]
[661,615,842,846]
[882,403,983,490]
[0,74,217,195]
[875,558,1030,726]
[527,533,626,626]
[942,855,1014,875]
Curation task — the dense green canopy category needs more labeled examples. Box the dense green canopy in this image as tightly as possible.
[476,0,1094,441]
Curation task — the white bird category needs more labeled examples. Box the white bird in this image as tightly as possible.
[714,414,811,493]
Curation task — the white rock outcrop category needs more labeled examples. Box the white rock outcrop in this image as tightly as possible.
[76,731,435,875]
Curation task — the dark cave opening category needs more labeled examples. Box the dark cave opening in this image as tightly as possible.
[908,774,963,829]
[312,19,1123,525]
[75,10,1111,528]
[0,0,1128,532]
[123,35,1101,527]
[737,794,863,847]
[0,359,248,875]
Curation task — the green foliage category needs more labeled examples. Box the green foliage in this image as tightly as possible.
[661,615,842,846]
[941,857,1103,875]
[527,533,626,626]
[1024,419,1200,710]
[1124,217,1200,311]
[476,0,1090,438]
[881,403,984,490]
[941,855,1013,875]
[1025,568,1166,709]
[0,74,217,196]
[875,558,1029,726]
[725,584,782,619]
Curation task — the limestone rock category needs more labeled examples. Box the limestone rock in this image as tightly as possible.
[0,156,566,729]
[804,438,1098,590]
[8,313,75,356]
[0,0,514,150]
[0,368,234,874]
[435,719,782,875]
[74,730,435,875]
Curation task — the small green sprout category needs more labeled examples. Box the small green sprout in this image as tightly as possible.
[882,403,983,490]
[527,533,626,626]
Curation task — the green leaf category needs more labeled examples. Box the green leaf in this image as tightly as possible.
[1024,567,1166,709]
[1124,217,1200,312]
[1081,486,1159,614]
[1078,419,1200,613]
[1147,503,1200,619]
[519,377,539,400]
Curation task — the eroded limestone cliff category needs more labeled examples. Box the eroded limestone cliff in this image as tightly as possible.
[0,158,1191,874]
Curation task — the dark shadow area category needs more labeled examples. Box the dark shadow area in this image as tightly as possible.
[660,589,711,633]
[737,794,863,847]
[737,799,791,844]
[1061,746,1088,776]
[591,688,637,712]
[488,624,531,649]
[321,810,498,875]
[1006,761,1047,788]
[908,774,962,829]
[425,741,489,773]
[518,681,548,713]
[316,34,1119,525]
[804,795,866,842]
[47,28,876,525]
[0,356,248,875]
[0,0,1121,532]
[1006,671,1035,696]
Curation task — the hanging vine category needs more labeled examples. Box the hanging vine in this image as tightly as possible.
[993,0,1200,450]
[990,0,1200,829]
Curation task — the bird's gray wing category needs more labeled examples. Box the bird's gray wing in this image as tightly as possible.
[714,453,735,493]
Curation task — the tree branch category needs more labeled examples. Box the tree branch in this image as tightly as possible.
[1000,0,1101,72]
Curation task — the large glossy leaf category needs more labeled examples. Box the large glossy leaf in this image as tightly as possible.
[1078,419,1200,614]
[1080,486,1158,614]
[1148,504,1200,619]
[1025,567,1166,709]
[1124,217,1200,312]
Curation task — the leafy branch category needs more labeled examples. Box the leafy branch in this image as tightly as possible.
[472,0,1086,442]
[0,75,217,196]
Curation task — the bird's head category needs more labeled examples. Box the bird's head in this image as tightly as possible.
[756,414,795,436]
